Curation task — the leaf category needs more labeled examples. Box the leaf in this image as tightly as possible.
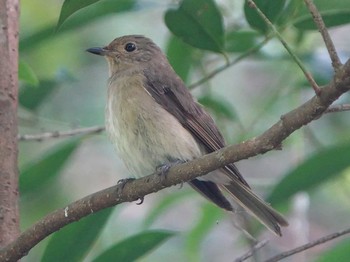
[185,203,223,261]
[19,60,39,86]
[164,0,224,53]
[166,35,194,83]
[315,238,350,262]
[56,0,101,31]
[19,80,61,110]
[20,139,81,195]
[143,191,192,228]
[293,0,350,30]
[198,95,237,120]
[267,142,350,206]
[41,208,114,262]
[92,231,176,262]
[244,0,287,33]
[225,30,261,53]
[20,0,136,52]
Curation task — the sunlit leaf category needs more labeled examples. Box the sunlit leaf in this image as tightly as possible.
[41,208,114,262]
[267,142,350,206]
[20,139,81,194]
[19,60,39,86]
[293,0,350,30]
[92,231,176,262]
[165,0,224,53]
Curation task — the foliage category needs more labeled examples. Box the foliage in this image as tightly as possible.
[18,0,350,261]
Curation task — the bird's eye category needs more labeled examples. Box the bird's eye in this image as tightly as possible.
[124,43,136,52]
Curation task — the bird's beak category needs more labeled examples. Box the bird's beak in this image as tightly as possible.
[86,47,107,56]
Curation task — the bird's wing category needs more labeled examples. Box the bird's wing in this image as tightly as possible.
[142,67,249,187]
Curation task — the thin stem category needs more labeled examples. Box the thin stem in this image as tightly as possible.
[303,0,342,71]
[264,227,350,262]
[247,0,321,94]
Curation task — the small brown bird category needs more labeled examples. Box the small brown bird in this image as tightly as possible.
[87,35,288,236]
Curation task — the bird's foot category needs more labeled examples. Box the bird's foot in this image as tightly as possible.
[117,178,135,190]
[156,160,186,183]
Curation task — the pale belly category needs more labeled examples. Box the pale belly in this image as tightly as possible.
[105,78,202,177]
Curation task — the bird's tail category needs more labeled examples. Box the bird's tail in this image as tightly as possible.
[221,179,288,236]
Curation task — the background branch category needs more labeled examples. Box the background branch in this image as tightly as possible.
[18,126,105,142]
[1,58,350,262]
[264,227,350,262]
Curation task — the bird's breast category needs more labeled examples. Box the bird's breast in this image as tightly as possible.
[106,73,202,177]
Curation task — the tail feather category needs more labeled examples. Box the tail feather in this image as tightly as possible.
[221,179,288,236]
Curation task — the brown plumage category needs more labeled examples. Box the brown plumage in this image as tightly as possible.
[87,35,288,236]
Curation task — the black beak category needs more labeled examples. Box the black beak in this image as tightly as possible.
[86,47,106,56]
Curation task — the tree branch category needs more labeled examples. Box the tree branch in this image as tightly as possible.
[264,227,350,262]
[303,0,342,71]
[18,126,105,142]
[1,57,350,261]
[234,240,269,262]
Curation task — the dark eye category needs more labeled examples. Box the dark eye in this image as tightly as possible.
[124,43,136,52]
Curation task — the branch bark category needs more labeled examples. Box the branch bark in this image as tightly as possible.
[0,0,20,248]
[1,57,350,261]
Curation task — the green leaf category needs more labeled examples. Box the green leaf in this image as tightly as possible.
[164,0,224,53]
[41,208,114,262]
[19,79,61,110]
[185,203,222,261]
[315,238,350,262]
[198,95,237,120]
[267,142,350,206]
[293,0,350,30]
[225,30,260,53]
[19,60,39,86]
[166,35,194,83]
[143,191,192,228]
[92,231,176,262]
[20,139,81,195]
[20,0,136,52]
[56,0,101,31]
[244,0,287,33]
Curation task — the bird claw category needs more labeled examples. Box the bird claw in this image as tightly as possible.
[156,160,186,182]
[117,178,135,191]
[136,197,144,205]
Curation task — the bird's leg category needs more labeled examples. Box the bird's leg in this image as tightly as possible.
[156,159,187,183]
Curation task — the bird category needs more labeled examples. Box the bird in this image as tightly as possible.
[87,35,288,236]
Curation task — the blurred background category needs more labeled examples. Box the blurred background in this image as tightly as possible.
[18,0,350,261]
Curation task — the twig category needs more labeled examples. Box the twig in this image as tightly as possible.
[264,227,350,262]
[188,36,271,89]
[247,0,321,94]
[325,104,350,114]
[303,0,342,71]
[18,126,105,141]
[235,240,269,262]
[1,59,349,262]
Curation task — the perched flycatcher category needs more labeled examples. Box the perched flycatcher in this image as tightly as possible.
[87,35,288,236]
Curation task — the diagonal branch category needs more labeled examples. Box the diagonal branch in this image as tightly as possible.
[1,58,350,262]
[303,0,342,71]
[264,227,350,262]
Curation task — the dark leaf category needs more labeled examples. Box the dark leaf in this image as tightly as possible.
[244,0,287,33]
[92,231,176,262]
[20,139,81,195]
[267,142,350,206]
[41,208,113,262]
[165,0,224,53]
